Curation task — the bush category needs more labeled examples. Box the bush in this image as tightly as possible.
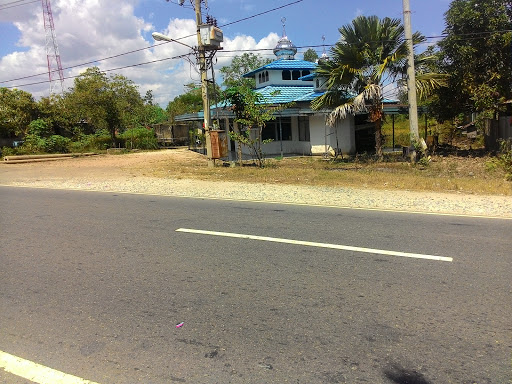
[89,131,112,150]
[21,134,47,154]
[1,146,17,158]
[44,135,71,153]
[119,127,158,150]
[498,139,512,181]
[20,134,71,153]
[68,134,92,152]
[27,118,53,137]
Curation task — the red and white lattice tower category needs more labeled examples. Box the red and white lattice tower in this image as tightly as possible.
[42,0,64,95]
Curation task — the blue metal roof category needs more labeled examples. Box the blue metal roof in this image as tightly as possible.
[294,91,325,102]
[254,85,316,104]
[243,59,317,78]
[298,73,315,81]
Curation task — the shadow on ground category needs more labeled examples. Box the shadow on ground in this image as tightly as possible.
[383,364,432,384]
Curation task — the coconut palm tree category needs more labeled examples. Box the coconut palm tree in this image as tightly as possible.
[312,15,443,158]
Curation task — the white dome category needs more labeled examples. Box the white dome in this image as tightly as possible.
[273,35,297,60]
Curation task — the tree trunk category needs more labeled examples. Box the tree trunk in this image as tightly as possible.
[234,121,243,166]
[256,126,264,167]
[375,118,383,160]
[483,118,499,152]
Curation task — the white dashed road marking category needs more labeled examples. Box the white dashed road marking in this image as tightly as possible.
[0,351,101,384]
[176,228,454,262]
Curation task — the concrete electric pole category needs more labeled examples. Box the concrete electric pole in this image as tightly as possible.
[195,0,214,167]
[402,0,420,159]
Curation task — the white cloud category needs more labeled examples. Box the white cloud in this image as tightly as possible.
[0,0,280,107]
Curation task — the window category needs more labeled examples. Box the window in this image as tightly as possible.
[302,70,310,77]
[261,117,292,141]
[259,71,269,84]
[298,116,310,141]
[292,70,301,80]
[282,70,291,80]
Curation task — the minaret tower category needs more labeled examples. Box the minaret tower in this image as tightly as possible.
[42,0,64,95]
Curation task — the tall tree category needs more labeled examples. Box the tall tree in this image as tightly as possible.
[65,67,143,143]
[434,0,512,120]
[312,16,439,158]
[220,53,272,88]
[166,83,203,124]
[303,48,319,62]
[143,90,154,106]
[0,88,36,138]
[35,94,73,136]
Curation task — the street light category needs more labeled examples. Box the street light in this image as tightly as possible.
[151,32,193,49]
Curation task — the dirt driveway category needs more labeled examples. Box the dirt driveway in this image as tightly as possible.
[0,149,201,181]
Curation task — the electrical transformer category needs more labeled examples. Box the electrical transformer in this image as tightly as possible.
[199,25,223,50]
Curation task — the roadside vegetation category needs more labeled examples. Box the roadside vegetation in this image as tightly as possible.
[124,144,509,196]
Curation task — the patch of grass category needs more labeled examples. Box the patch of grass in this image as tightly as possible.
[144,150,511,196]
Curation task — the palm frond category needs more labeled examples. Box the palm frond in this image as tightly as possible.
[414,73,449,100]
[325,83,382,126]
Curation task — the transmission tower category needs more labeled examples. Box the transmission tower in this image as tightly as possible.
[41,0,64,95]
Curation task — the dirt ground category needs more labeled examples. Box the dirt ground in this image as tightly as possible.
[2,149,512,218]
[0,149,202,183]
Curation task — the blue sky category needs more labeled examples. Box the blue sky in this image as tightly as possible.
[140,0,451,49]
[0,0,452,103]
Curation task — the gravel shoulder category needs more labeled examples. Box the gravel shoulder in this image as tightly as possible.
[1,149,511,218]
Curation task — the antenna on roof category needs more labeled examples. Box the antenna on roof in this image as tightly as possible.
[321,35,327,58]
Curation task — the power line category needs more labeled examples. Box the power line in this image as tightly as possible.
[3,0,511,89]
[0,0,304,84]
[218,0,303,28]
[0,40,180,84]
[5,53,190,89]
[5,27,511,90]
[0,43,335,85]
[0,0,38,10]
[3,25,510,86]
[0,0,33,6]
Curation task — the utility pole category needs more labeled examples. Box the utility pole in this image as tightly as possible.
[402,0,420,159]
[194,0,214,167]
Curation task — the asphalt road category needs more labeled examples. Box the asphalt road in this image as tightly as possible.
[0,186,511,384]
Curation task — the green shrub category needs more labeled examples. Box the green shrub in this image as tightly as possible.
[21,134,71,153]
[44,135,71,153]
[498,139,512,181]
[119,127,158,150]
[68,134,92,152]
[22,134,46,153]
[89,131,112,150]
[27,118,53,137]
[1,146,17,158]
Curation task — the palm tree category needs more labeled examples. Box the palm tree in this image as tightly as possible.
[312,15,442,158]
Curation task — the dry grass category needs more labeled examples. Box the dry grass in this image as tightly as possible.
[142,149,512,196]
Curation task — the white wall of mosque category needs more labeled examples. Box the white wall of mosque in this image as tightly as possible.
[224,114,357,156]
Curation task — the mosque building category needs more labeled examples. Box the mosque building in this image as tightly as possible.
[175,20,390,157]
